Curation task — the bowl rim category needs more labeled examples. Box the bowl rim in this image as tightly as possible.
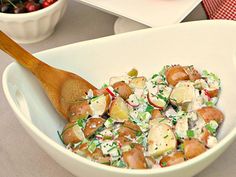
[2,20,236,175]
[0,0,65,18]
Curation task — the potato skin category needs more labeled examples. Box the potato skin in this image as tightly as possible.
[123,145,147,169]
[183,138,206,159]
[68,101,92,122]
[197,106,224,124]
[118,121,141,139]
[83,118,105,138]
[199,128,211,145]
[151,109,163,120]
[112,81,133,100]
[165,66,189,86]
[160,151,185,167]
[123,121,141,132]
[183,66,201,81]
[62,122,84,145]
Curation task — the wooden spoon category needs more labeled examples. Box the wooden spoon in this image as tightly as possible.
[0,31,96,120]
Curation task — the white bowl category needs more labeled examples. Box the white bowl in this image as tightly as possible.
[2,20,236,177]
[0,0,67,44]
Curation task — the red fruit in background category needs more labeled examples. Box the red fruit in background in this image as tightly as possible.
[42,0,50,8]
[25,2,40,12]
[42,0,57,8]
[46,0,57,4]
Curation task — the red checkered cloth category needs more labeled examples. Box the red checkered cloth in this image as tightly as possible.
[202,0,236,20]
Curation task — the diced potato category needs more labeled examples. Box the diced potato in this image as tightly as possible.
[123,145,147,169]
[68,101,92,122]
[160,151,185,167]
[90,94,110,116]
[175,116,189,139]
[83,118,105,138]
[183,66,201,81]
[165,65,189,86]
[112,81,133,100]
[62,122,85,145]
[109,97,129,122]
[170,81,195,106]
[129,76,147,89]
[197,106,224,124]
[148,124,177,157]
[183,138,206,159]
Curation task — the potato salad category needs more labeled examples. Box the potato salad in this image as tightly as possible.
[58,65,224,169]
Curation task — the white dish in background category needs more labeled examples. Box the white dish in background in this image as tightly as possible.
[77,0,202,27]
[0,0,67,44]
[2,20,236,177]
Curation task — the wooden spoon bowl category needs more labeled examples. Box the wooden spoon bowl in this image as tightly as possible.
[0,31,96,120]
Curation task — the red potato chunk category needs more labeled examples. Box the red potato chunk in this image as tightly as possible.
[68,101,92,122]
[160,151,185,167]
[83,118,105,138]
[118,121,141,139]
[199,128,211,145]
[165,65,189,86]
[183,66,201,81]
[197,106,224,124]
[123,145,147,169]
[62,122,84,145]
[151,109,163,120]
[90,94,111,116]
[112,81,133,100]
[183,138,206,160]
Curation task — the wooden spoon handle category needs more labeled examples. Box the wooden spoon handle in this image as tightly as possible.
[0,31,41,74]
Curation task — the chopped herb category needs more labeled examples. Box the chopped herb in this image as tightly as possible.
[161,161,167,167]
[101,83,108,88]
[187,130,195,138]
[145,104,154,113]
[88,142,97,153]
[77,118,86,128]
[57,130,65,145]
[159,118,166,123]
[136,131,142,136]
[179,143,184,151]
[151,74,158,79]
[104,117,114,128]
[175,133,181,141]
[107,146,117,152]
[172,117,177,125]
[157,93,168,102]
[205,101,214,106]
[205,124,216,134]
[164,135,169,139]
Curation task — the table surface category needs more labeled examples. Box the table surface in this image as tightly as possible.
[0,1,235,177]
[78,0,202,27]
